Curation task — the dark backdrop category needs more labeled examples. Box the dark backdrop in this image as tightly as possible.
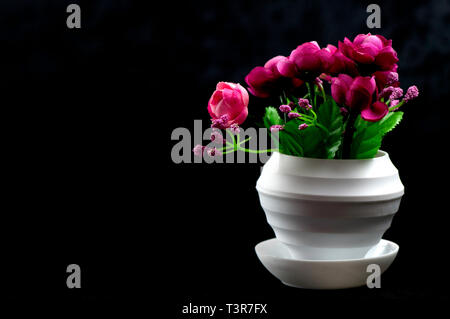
[2,0,450,313]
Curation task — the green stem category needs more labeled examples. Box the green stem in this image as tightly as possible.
[319,83,326,103]
[342,112,358,159]
[314,122,330,135]
[237,145,278,154]
[389,100,405,111]
[306,82,314,109]
[225,129,236,150]
[239,136,252,145]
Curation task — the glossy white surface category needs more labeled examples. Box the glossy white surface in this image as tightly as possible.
[255,238,399,289]
[256,151,404,260]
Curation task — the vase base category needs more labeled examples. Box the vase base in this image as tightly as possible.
[255,238,398,290]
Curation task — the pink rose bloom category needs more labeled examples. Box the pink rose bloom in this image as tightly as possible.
[323,44,359,77]
[339,33,399,71]
[361,101,389,122]
[208,82,249,127]
[245,56,303,98]
[331,74,387,122]
[277,41,333,80]
[373,70,400,91]
[331,74,376,111]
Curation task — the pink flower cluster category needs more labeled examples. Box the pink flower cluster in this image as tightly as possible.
[245,33,418,122]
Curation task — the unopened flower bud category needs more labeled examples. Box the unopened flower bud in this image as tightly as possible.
[210,129,224,143]
[404,85,419,102]
[270,124,285,132]
[207,147,221,157]
[279,104,292,113]
[298,98,312,110]
[230,123,240,134]
[192,144,205,157]
[298,123,308,130]
[389,87,403,100]
[288,112,301,119]
[386,72,399,85]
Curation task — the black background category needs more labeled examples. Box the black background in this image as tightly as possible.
[2,0,450,313]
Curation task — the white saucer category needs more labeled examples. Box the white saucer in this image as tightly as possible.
[255,238,399,290]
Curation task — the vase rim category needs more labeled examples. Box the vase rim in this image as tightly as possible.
[275,150,387,162]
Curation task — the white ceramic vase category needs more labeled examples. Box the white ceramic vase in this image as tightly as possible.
[256,151,404,260]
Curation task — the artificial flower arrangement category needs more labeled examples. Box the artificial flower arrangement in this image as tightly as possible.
[193,33,418,159]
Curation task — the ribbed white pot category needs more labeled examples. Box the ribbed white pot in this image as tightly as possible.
[256,151,404,260]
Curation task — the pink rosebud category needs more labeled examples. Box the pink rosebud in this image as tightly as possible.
[404,85,419,102]
[210,129,224,144]
[298,123,308,130]
[270,124,285,132]
[298,98,312,110]
[279,104,292,113]
[192,144,205,157]
[288,112,301,119]
[208,82,249,127]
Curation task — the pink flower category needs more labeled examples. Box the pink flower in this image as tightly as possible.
[389,87,403,100]
[404,85,419,102]
[192,144,206,157]
[298,123,309,130]
[279,104,291,113]
[288,112,301,119]
[361,101,389,122]
[210,129,224,144]
[277,41,334,80]
[208,82,249,127]
[229,123,240,134]
[379,86,395,99]
[331,74,376,111]
[339,33,399,71]
[298,98,312,110]
[245,56,303,98]
[373,70,400,91]
[270,124,285,132]
[211,115,230,129]
[206,147,221,157]
[324,44,359,76]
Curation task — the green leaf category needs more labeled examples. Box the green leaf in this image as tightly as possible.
[316,97,344,158]
[279,120,326,158]
[378,111,404,135]
[263,106,282,129]
[350,111,403,159]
